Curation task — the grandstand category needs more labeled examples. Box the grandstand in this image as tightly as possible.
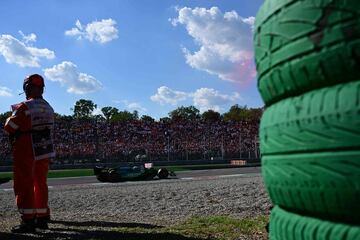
[0,117,260,167]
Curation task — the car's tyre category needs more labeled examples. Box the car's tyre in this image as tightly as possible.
[260,80,360,155]
[254,0,360,105]
[96,171,108,182]
[262,151,360,222]
[269,206,360,240]
[108,169,121,182]
[157,168,169,179]
[145,169,157,180]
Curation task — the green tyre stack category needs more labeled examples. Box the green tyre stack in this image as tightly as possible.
[270,206,360,240]
[255,0,360,106]
[261,81,360,221]
[254,0,360,238]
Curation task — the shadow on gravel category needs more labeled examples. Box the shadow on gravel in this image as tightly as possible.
[51,220,161,229]
[0,220,207,240]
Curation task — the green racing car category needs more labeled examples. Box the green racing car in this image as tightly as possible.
[0,177,11,185]
[93,163,175,182]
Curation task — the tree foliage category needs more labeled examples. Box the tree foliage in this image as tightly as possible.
[101,106,119,121]
[111,110,138,122]
[0,111,11,124]
[159,117,171,123]
[72,99,97,119]
[141,115,155,122]
[1,99,263,124]
[54,113,74,122]
[202,109,221,122]
[169,106,200,121]
[223,104,263,122]
[132,110,139,120]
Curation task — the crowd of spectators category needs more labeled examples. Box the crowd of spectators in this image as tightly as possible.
[0,118,259,165]
[0,123,11,165]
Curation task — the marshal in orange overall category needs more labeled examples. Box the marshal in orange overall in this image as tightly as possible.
[4,74,55,233]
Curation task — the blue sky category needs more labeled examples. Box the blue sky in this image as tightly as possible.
[0,0,264,119]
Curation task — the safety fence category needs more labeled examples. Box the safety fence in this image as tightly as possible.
[0,157,261,172]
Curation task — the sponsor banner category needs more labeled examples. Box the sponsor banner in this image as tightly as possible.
[230,160,247,166]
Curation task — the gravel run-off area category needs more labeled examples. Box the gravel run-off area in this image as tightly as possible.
[0,174,272,239]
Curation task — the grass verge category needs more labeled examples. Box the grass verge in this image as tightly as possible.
[112,215,268,240]
[0,169,95,179]
[1,215,268,239]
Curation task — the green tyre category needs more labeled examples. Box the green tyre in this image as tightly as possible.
[269,206,360,240]
[262,151,360,222]
[260,80,360,155]
[255,0,360,105]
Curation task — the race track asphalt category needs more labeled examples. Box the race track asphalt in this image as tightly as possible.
[0,166,261,190]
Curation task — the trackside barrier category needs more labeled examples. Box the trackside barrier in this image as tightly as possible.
[0,158,261,172]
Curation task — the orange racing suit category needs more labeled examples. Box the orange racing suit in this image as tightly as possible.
[4,97,55,221]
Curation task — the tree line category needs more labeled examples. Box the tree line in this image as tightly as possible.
[0,99,263,123]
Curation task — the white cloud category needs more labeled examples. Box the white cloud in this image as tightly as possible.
[112,100,122,104]
[0,34,55,67]
[43,61,102,94]
[92,107,103,116]
[151,86,240,112]
[65,19,118,44]
[18,31,37,43]
[123,100,147,113]
[75,20,83,30]
[192,88,240,112]
[150,86,188,105]
[0,86,12,97]
[171,7,256,82]
[243,16,255,26]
